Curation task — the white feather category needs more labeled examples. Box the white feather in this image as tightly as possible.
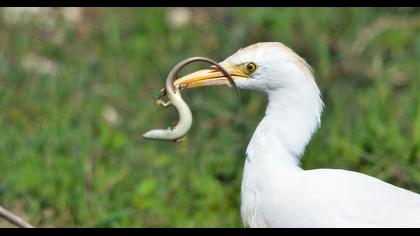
[223,42,420,228]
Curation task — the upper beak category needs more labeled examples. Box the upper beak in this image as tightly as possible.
[173,62,249,89]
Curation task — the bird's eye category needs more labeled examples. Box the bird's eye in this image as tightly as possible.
[245,62,257,73]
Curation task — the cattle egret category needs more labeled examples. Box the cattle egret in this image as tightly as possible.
[173,42,420,227]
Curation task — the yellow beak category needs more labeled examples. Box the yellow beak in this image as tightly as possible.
[173,62,249,89]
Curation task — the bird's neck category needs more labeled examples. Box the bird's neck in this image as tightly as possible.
[246,81,323,168]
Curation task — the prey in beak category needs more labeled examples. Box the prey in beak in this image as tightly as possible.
[173,62,250,90]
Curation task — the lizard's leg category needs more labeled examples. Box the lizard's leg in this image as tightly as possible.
[155,99,172,108]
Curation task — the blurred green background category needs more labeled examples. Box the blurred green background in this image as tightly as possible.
[0,7,419,227]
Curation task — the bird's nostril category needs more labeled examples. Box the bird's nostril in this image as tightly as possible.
[210,65,219,71]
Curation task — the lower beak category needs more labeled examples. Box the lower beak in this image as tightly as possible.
[173,62,249,89]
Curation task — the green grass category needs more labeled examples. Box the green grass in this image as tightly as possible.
[0,7,419,227]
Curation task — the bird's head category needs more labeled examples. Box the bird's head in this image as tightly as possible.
[174,42,316,94]
[174,42,323,159]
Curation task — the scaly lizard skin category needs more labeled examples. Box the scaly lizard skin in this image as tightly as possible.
[142,57,236,142]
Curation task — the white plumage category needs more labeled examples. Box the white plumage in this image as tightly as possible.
[174,42,420,227]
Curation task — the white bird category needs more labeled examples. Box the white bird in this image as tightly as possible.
[173,42,420,227]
